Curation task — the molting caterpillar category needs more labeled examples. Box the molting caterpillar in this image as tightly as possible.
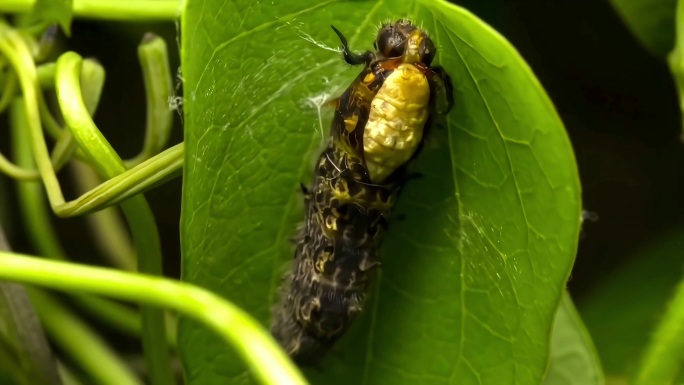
[271,19,453,362]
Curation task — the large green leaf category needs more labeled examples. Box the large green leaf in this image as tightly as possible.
[608,0,676,57]
[180,0,582,384]
[544,292,604,385]
[579,226,684,383]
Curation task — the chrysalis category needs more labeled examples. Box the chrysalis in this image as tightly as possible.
[271,19,453,362]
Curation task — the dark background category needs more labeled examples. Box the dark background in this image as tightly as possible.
[1,0,681,313]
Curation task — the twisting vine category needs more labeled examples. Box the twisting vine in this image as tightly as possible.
[0,3,306,385]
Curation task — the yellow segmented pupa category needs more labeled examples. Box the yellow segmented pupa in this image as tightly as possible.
[364,62,430,182]
[363,20,452,183]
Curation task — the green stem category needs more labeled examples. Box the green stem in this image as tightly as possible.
[0,22,65,208]
[56,143,183,217]
[0,0,181,20]
[70,160,137,271]
[37,62,56,88]
[0,68,16,113]
[125,33,173,168]
[28,289,143,385]
[0,252,308,385]
[0,22,183,217]
[57,362,85,385]
[634,278,684,384]
[12,125,65,257]
[50,128,78,172]
[38,98,91,171]
[38,90,66,140]
[10,100,146,341]
[71,295,141,335]
[0,153,40,180]
[50,58,105,170]
[1,55,106,180]
[0,21,175,382]
[55,51,174,385]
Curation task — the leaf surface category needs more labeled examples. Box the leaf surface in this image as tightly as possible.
[180,1,582,384]
[579,227,684,383]
[544,292,604,385]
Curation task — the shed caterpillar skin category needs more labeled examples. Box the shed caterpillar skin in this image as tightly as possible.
[271,19,453,362]
[272,132,395,361]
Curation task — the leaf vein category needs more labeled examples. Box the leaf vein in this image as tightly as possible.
[193,0,342,94]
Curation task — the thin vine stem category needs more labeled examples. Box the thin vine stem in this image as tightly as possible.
[0,68,16,113]
[0,21,183,218]
[10,102,148,342]
[56,144,184,217]
[0,252,308,385]
[55,51,174,385]
[0,153,40,179]
[0,22,65,207]
[69,160,137,271]
[125,33,174,168]
[0,0,181,20]
[28,289,143,385]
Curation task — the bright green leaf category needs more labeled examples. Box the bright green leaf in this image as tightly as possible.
[608,0,676,57]
[30,0,73,35]
[579,226,684,382]
[544,292,604,385]
[180,0,581,384]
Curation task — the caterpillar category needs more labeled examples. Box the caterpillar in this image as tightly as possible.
[271,19,453,362]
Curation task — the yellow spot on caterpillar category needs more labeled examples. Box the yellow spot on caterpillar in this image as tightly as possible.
[324,215,337,231]
[344,117,357,134]
[315,251,332,273]
[331,180,352,203]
